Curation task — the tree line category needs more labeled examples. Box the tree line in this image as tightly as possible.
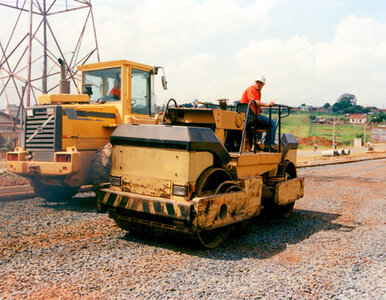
[324,93,384,123]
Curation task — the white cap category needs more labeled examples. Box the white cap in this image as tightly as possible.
[256,75,266,84]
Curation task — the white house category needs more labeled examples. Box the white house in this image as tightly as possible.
[349,114,367,124]
[299,104,313,112]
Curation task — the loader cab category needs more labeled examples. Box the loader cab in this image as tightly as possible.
[79,60,158,123]
[83,67,122,102]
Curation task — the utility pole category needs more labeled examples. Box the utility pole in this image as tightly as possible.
[0,0,100,116]
[332,114,347,149]
[363,121,367,146]
[333,117,336,149]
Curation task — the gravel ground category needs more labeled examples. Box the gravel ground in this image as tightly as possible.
[0,159,385,299]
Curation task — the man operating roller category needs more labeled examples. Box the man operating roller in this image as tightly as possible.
[241,75,277,147]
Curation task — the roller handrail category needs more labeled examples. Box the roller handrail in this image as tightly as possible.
[161,98,178,124]
[261,104,291,118]
[239,100,258,154]
[239,103,293,154]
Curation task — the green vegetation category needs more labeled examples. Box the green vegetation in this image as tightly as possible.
[369,112,385,123]
[332,93,370,114]
[310,123,369,146]
[277,112,311,137]
[0,135,17,151]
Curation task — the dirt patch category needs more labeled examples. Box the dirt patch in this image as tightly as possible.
[298,136,338,147]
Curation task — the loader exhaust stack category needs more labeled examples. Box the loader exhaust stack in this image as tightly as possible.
[58,58,70,94]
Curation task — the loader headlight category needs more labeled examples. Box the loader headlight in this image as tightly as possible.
[26,109,34,117]
[172,185,188,197]
[111,176,121,187]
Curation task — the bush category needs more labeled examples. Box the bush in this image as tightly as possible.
[355,133,364,139]
[370,113,385,124]
[0,135,17,151]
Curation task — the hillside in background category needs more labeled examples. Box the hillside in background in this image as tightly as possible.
[272,111,371,148]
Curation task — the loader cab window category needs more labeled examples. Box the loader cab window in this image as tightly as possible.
[131,68,153,115]
[83,67,121,102]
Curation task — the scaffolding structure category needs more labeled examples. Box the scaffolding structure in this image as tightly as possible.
[0,0,100,129]
[371,126,386,143]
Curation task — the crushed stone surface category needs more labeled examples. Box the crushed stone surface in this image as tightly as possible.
[0,169,30,187]
[0,159,385,299]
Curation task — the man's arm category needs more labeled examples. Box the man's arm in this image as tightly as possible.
[258,101,275,107]
[246,89,274,107]
[246,99,274,107]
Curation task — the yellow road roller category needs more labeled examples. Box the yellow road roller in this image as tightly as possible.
[98,100,304,248]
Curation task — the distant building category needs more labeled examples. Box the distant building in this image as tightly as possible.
[349,114,367,124]
[0,111,16,132]
[299,104,313,112]
[1,104,22,118]
[364,106,381,114]
[0,110,23,149]
[314,106,326,112]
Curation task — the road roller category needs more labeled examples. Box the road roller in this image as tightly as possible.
[97,99,304,248]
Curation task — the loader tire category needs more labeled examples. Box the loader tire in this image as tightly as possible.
[88,143,112,186]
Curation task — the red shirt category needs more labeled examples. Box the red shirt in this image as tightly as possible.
[109,86,121,99]
[240,85,261,115]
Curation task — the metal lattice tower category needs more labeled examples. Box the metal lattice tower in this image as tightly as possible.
[0,0,100,128]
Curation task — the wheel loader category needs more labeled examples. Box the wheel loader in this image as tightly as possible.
[6,59,167,201]
[97,99,305,248]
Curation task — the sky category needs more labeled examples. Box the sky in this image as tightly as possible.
[1,0,386,109]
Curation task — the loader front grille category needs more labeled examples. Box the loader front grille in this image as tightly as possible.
[25,106,62,151]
